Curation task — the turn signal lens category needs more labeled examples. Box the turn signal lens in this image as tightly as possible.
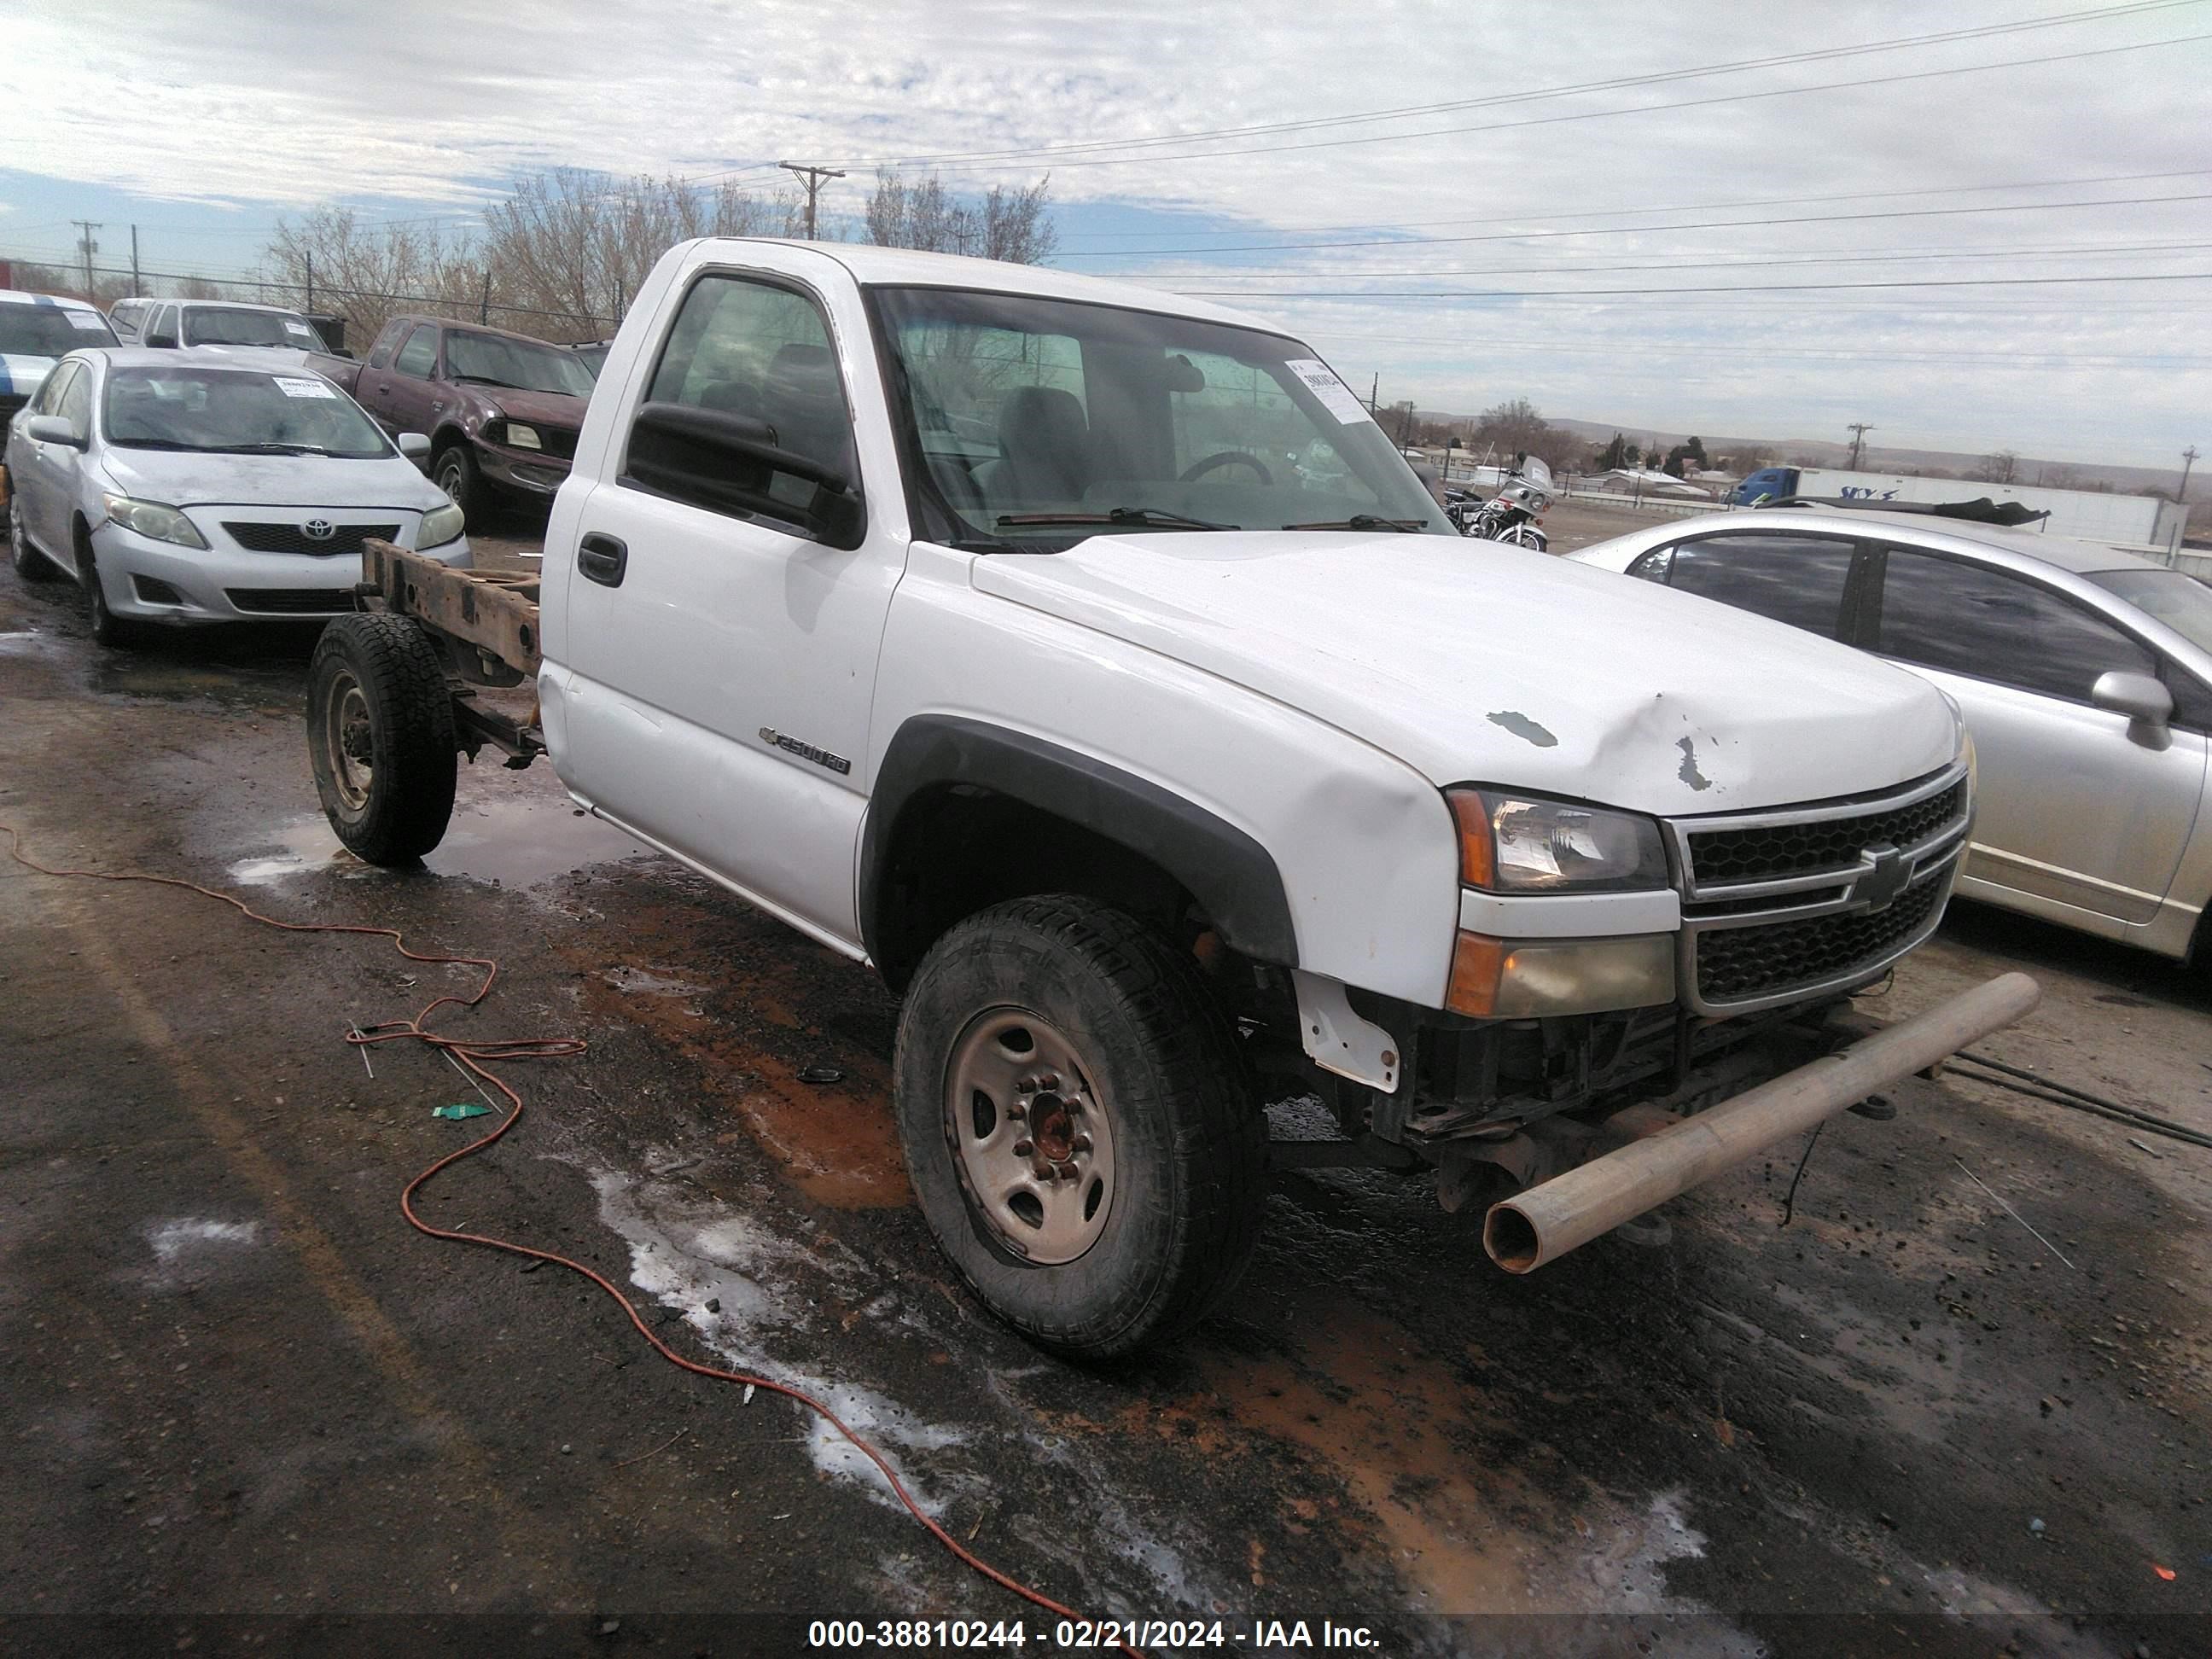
[1446,929,1675,1019]
[1449,791,1494,887]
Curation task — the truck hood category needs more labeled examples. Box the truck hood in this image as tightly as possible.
[480,387,586,428]
[0,352,60,399]
[97,446,445,512]
[969,531,1960,817]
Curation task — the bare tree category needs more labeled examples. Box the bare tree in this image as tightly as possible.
[1970,449,2021,485]
[264,207,482,349]
[866,169,1057,263]
[480,169,800,341]
[1471,396,1576,471]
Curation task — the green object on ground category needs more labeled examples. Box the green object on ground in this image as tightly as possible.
[431,1103,493,1120]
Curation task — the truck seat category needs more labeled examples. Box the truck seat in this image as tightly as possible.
[980,386,1090,506]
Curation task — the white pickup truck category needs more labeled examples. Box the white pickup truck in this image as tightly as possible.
[302,238,2035,1358]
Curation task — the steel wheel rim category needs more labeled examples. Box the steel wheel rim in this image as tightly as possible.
[944,1008,1117,1266]
[324,669,375,812]
[436,457,463,498]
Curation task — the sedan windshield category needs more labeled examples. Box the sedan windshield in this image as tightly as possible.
[0,305,114,356]
[444,329,595,398]
[872,286,1453,547]
[183,306,318,349]
[2085,567,2212,655]
[102,366,390,458]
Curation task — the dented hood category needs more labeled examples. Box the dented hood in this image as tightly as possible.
[969,531,1959,816]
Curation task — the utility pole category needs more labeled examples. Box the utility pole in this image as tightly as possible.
[778,162,846,240]
[1846,422,1876,470]
[479,269,492,324]
[1368,373,1378,415]
[305,252,314,315]
[71,219,102,299]
[130,225,141,298]
[2183,445,2199,501]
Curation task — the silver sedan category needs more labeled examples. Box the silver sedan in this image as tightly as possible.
[1568,505,2212,961]
[5,347,469,646]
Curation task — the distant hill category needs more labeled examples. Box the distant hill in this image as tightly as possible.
[1418,410,2191,498]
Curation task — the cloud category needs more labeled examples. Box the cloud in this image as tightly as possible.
[3,0,2205,463]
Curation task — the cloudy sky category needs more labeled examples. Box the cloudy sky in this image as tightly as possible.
[2,0,2207,469]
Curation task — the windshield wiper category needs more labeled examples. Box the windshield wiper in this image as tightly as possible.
[211,442,331,457]
[109,438,207,451]
[449,373,523,389]
[1282,515,1428,533]
[995,506,1237,532]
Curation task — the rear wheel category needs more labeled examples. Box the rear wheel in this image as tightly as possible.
[306,613,457,864]
[9,498,59,580]
[894,895,1265,1359]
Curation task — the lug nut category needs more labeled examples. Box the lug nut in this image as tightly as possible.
[1037,1073,1060,1091]
[1071,1134,1091,1153]
[1013,1139,1033,1157]
[1007,1103,1027,1121]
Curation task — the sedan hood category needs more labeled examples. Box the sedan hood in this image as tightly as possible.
[970,532,1959,817]
[483,387,586,428]
[99,446,445,512]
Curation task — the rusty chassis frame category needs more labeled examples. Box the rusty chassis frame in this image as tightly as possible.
[355,538,546,771]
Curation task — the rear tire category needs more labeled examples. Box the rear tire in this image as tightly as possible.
[894,896,1265,1360]
[306,613,457,864]
[9,498,59,581]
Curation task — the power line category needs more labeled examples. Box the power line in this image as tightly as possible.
[778,162,846,239]
[1068,190,2212,263]
[814,0,2203,170]
[1175,271,2212,300]
[851,29,2212,178]
[1055,167,2212,243]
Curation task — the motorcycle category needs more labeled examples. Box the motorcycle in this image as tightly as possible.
[1455,457,1555,551]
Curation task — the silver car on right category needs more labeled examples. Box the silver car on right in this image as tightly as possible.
[1568,505,2212,962]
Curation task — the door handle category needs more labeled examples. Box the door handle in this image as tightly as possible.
[577,532,628,587]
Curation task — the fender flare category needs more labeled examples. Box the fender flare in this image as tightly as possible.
[859,713,1299,974]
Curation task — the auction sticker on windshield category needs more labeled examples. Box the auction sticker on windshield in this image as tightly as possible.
[1283,358,1375,425]
[284,320,315,338]
[274,376,339,399]
[67,311,108,331]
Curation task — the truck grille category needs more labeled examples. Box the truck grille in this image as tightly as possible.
[1685,776,1968,886]
[225,588,357,614]
[1668,761,1970,1016]
[224,521,400,556]
[1695,871,1947,1005]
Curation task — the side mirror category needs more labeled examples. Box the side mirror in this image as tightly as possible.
[397,432,432,461]
[24,414,84,450]
[2091,670,2174,749]
[624,401,864,550]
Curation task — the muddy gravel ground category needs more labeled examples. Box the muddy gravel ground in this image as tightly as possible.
[3,529,2209,1659]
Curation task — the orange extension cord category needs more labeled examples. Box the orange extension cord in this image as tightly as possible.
[3,824,1143,1654]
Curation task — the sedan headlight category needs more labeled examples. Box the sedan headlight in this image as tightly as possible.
[418,502,465,550]
[102,493,207,550]
[503,422,542,451]
[1447,789,1668,893]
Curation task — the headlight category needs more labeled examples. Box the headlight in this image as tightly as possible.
[102,493,207,550]
[418,502,465,549]
[1447,931,1675,1018]
[504,422,542,451]
[1447,789,1668,893]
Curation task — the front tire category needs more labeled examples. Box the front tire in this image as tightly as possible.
[432,445,489,527]
[81,544,145,648]
[894,896,1265,1359]
[306,613,457,864]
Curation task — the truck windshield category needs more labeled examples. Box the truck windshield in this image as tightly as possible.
[872,286,1453,547]
[0,305,114,355]
[444,329,595,398]
[103,366,391,458]
[183,306,319,348]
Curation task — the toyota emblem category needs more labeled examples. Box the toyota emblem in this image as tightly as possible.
[302,518,335,541]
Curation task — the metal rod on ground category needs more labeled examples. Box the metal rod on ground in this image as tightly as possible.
[443,1046,501,1109]
[1482,971,2043,1274]
[1953,1155,2075,1268]
[349,1020,374,1080]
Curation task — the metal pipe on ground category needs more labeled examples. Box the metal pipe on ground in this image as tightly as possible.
[1482,971,2042,1274]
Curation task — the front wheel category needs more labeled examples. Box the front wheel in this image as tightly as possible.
[9,499,59,580]
[432,445,489,527]
[82,545,145,648]
[894,896,1265,1359]
[306,613,458,864]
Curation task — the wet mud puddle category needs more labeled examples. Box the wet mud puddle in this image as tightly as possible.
[229,796,652,889]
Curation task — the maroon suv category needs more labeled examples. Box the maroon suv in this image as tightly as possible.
[310,316,593,520]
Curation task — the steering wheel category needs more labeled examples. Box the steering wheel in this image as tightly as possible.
[1178,450,1272,486]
